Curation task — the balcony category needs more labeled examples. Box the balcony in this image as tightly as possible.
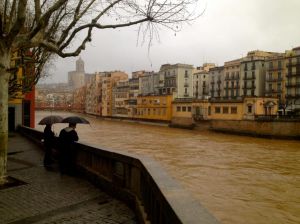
[225,76,240,81]
[286,61,300,67]
[265,89,281,94]
[266,77,282,82]
[286,72,300,77]
[243,85,256,89]
[225,85,240,89]
[184,83,189,87]
[286,82,300,88]
[267,66,284,71]
[243,76,256,80]
[286,94,300,99]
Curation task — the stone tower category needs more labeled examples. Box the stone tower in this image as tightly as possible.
[76,57,85,72]
[68,57,85,89]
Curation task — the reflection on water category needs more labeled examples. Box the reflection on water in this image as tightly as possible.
[36,111,300,224]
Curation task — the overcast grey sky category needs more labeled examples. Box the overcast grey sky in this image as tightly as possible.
[41,0,300,83]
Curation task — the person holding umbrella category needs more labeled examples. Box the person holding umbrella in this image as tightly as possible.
[43,124,55,168]
[58,123,79,175]
[58,116,89,175]
[39,115,63,169]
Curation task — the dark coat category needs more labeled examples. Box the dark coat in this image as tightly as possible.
[44,125,54,148]
[58,127,79,174]
[59,127,79,150]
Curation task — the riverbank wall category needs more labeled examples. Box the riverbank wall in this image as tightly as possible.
[18,125,219,224]
[36,110,300,139]
[195,120,300,140]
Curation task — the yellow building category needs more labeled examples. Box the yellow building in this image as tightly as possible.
[8,50,36,130]
[170,97,279,126]
[101,71,128,117]
[136,95,172,121]
[171,99,194,127]
[208,99,244,120]
[192,99,210,120]
[244,97,278,119]
[208,97,278,120]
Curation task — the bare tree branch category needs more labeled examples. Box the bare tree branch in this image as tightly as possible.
[34,0,41,21]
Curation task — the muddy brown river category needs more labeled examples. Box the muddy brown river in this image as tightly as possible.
[35,111,300,224]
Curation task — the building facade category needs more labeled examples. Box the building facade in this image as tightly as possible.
[209,66,224,100]
[136,95,173,121]
[265,54,286,108]
[223,59,241,100]
[8,50,35,131]
[241,51,279,98]
[85,73,102,115]
[285,47,300,114]
[101,71,128,117]
[68,57,85,89]
[112,80,129,117]
[193,71,210,99]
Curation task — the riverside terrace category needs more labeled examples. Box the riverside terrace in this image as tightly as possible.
[1,126,220,224]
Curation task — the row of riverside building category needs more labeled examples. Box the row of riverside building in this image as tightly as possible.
[36,46,300,126]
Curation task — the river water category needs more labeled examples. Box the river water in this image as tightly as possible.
[35,111,300,224]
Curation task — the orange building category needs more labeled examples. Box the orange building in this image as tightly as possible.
[8,50,35,131]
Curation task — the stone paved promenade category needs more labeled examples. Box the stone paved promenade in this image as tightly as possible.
[0,133,136,224]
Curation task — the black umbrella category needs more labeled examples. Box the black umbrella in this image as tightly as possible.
[38,115,63,125]
[61,116,90,124]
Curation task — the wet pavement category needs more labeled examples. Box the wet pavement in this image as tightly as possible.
[0,133,136,224]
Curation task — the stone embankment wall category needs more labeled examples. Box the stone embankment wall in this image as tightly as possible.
[204,120,300,139]
[18,126,219,224]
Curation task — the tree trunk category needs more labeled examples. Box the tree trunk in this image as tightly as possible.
[0,53,11,184]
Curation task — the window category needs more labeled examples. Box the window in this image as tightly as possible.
[208,106,211,115]
[185,70,188,78]
[247,105,252,113]
[215,107,221,113]
[182,106,187,112]
[223,107,229,114]
[231,107,237,114]
[278,72,281,80]
[269,83,272,92]
[177,106,181,112]
[277,83,281,91]
[188,107,191,112]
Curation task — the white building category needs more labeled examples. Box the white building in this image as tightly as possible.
[157,63,194,99]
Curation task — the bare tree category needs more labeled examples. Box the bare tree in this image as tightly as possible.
[8,47,52,98]
[0,0,200,183]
